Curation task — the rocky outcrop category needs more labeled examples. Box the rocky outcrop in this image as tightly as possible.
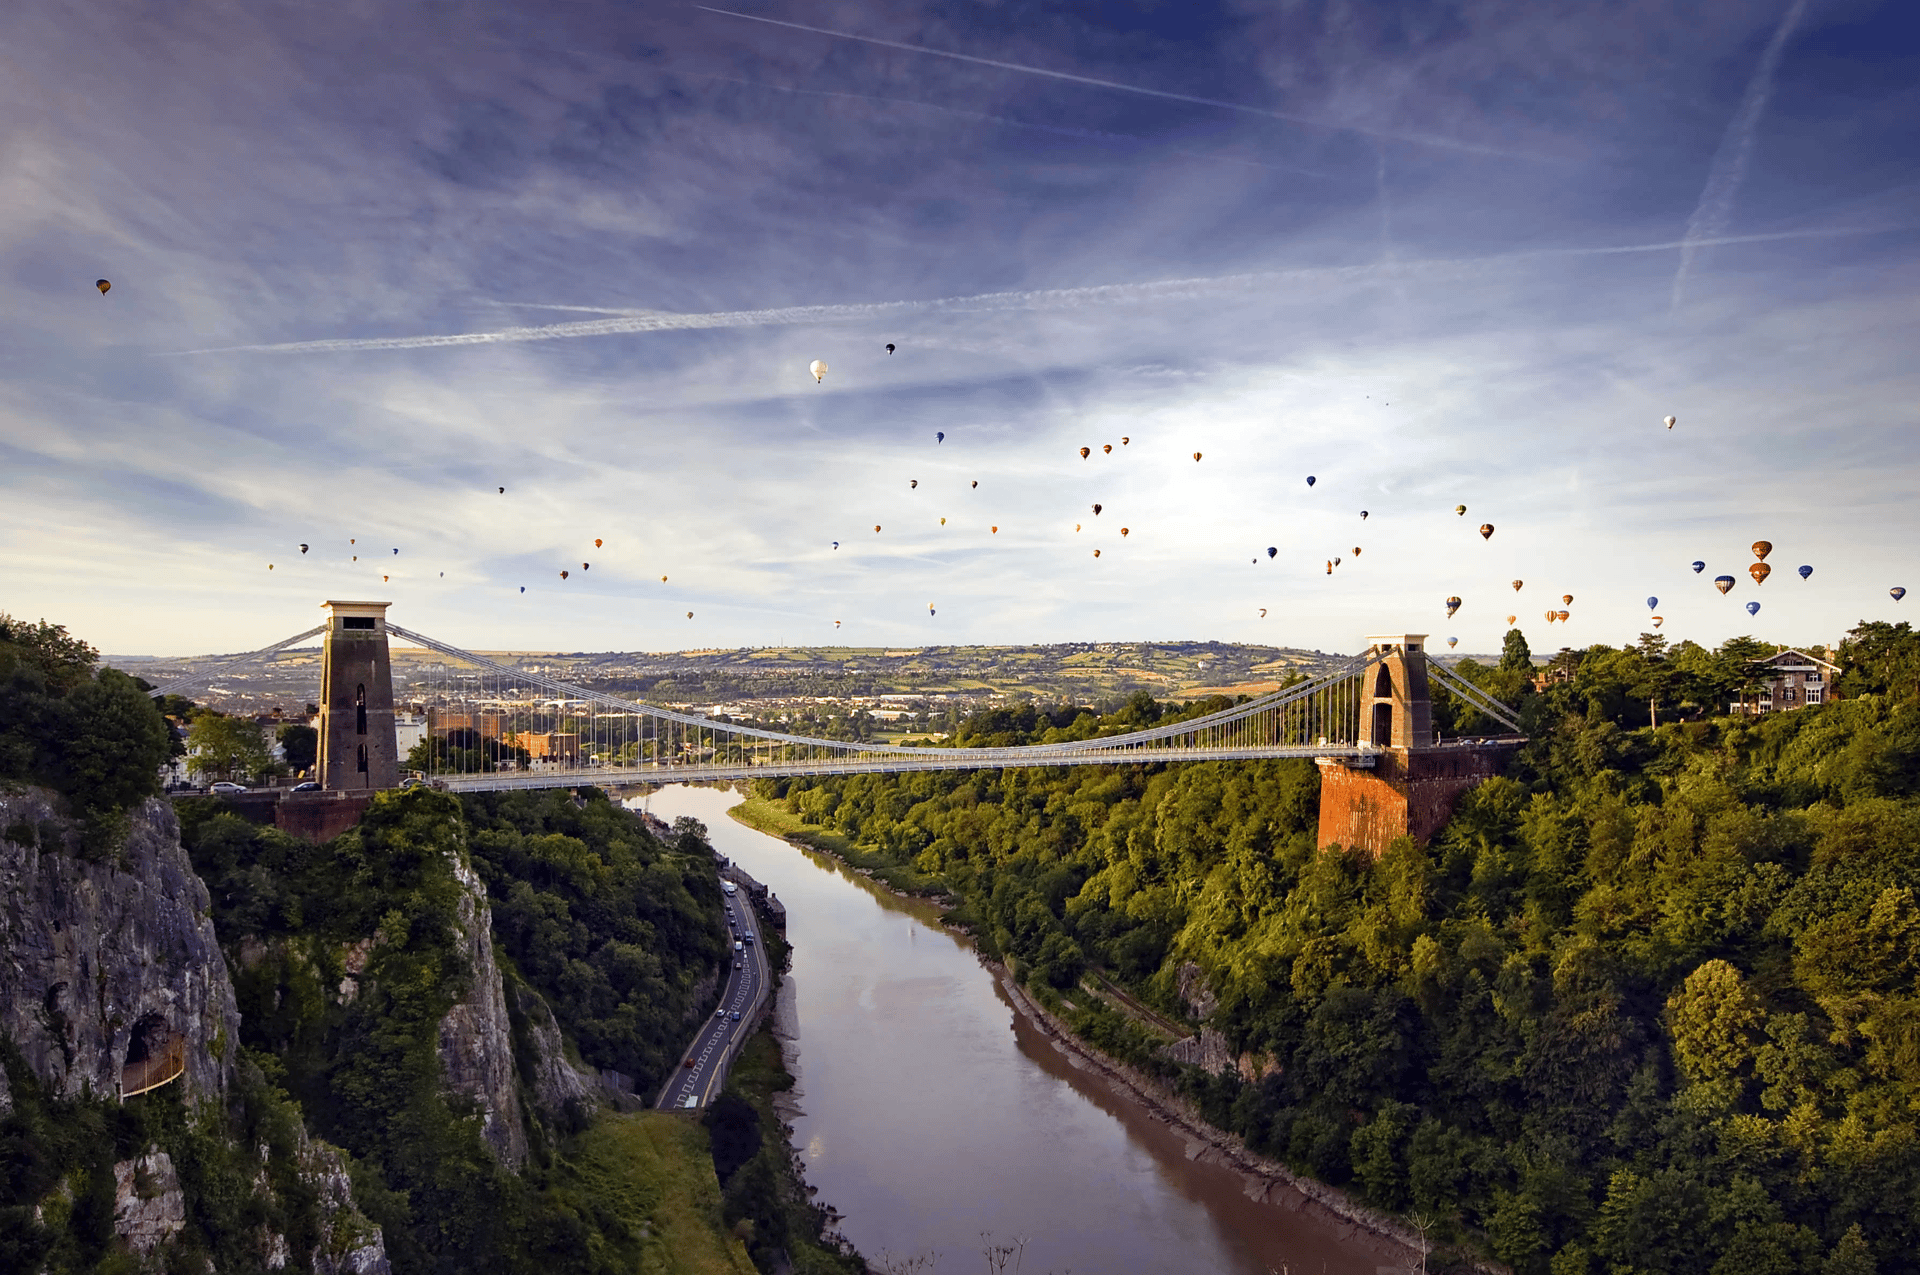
[437,851,528,1169]
[301,1135,393,1275]
[511,981,593,1124]
[113,1148,186,1257]
[1162,1026,1280,1083]
[0,789,241,1104]
[1175,961,1218,1020]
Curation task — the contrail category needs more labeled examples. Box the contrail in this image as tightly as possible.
[172,226,1884,356]
[1672,0,1811,310]
[693,5,1554,162]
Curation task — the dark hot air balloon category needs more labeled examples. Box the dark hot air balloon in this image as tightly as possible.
[1479,524,1494,540]
[1714,575,1735,594]
[910,479,917,488]
[1092,550,1101,558]
[1455,505,1467,516]
[1103,444,1112,454]
[1747,601,1761,616]
[832,541,839,549]
[1557,609,1570,622]
[299,544,308,553]
[1692,561,1705,573]
[1892,588,1907,602]
[560,570,569,579]
[1121,437,1130,445]
[936,432,944,443]
[1353,547,1361,556]
[1647,597,1658,610]
[1091,503,1102,515]
[971,480,978,489]
[886,343,895,354]
[268,564,274,570]
[582,563,590,570]
[1512,580,1523,591]
[1797,565,1812,580]
[1266,547,1277,559]
[1192,452,1202,462]
[519,587,525,593]
[95,279,111,295]
[875,525,881,532]
[1079,447,1090,459]
[1752,541,1772,561]
[1749,562,1771,585]
[1562,594,1574,606]
[1306,476,1316,487]
[499,487,506,494]
[1445,596,1461,618]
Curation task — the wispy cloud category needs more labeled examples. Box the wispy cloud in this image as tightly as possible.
[693,5,1554,161]
[176,227,1885,356]
[1672,0,1812,310]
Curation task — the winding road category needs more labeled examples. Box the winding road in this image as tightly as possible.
[656,879,772,1110]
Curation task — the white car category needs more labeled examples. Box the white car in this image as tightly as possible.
[209,782,248,795]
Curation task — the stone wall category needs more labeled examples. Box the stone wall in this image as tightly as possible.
[1316,742,1519,856]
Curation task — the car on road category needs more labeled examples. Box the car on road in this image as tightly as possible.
[399,777,426,790]
[683,1057,696,1068]
[730,1011,741,1020]
[716,1008,727,1018]
[734,960,742,968]
[209,782,248,795]
[290,781,322,792]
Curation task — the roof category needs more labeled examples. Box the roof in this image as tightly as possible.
[1754,648,1839,673]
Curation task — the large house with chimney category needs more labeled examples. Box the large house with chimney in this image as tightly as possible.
[1732,648,1840,716]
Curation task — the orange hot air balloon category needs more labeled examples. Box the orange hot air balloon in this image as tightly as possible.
[1562,594,1574,606]
[1512,580,1523,592]
[1121,436,1130,445]
[582,562,590,570]
[1557,609,1570,622]
[1506,615,1516,625]
[1479,524,1494,540]
[1103,444,1112,454]
[1749,562,1772,585]
[1325,561,1332,574]
[1259,608,1267,618]
[1651,616,1664,628]
[1079,447,1090,459]
[351,555,357,561]
[1751,541,1772,561]
[1093,549,1102,558]
[1120,527,1129,537]
[1192,452,1202,462]
[1075,524,1082,532]
[350,539,355,544]
[991,525,998,533]
[594,538,602,548]
[1353,547,1361,556]
[687,612,694,619]
[560,570,569,579]
[661,575,668,582]
[382,575,389,582]
[835,620,841,628]
[875,525,881,533]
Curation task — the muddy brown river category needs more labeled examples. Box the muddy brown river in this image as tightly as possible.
[639,787,1407,1275]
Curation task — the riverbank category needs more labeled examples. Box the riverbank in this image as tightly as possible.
[725,799,1491,1274]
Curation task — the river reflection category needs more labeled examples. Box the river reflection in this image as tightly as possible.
[637,786,1403,1275]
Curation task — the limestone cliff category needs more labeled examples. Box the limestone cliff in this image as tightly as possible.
[511,980,594,1125]
[0,788,239,1104]
[437,850,530,1169]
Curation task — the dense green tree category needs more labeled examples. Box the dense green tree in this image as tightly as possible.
[277,721,318,773]
[187,711,271,783]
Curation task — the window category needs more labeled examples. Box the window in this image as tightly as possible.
[1372,665,1394,699]
[1371,702,1393,746]
[356,684,367,735]
[357,744,368,773]
[342,616,376,630]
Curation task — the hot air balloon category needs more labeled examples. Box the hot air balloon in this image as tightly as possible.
[886,343,895,355]
[594,538,603,548]
[1692,561,1706,574]
[940,518,946,525]
[520,587,525,593]
[835,620,842,627]
[268,564,274,570]
[929,603,937,613]
[1479,524,1494,540]
[687,612,694,618]
[1714,576,1735,595]
[991,526,999,534]
[1798,565,1812,580]
[1562,594,1574,606]
[1664,415,1676,430]
[1306,476,1316,487]
[1093,550,1101,558]
[1326,562,1332,575]
[1103,444,1112,454]
[560,570,569,579]
[1259,608,1267,618]
[95,279,110,295]
[1651,616,1662,628]
[350,539,355,544]
[875,525,881,533]
[1080,447,1091,459]
[299,544,308,554]
[1752,541,1772,561]
[1747,601,1761,616]
[1092,503,1102,515]
[351,556,357,561]
[1445,596,1461,618]
[936,432,944,444]
[832,541,839,549]
[1893,588,1907,602]
[499,487,505,494]
[1077,524,1083,533]
[1353,547,1362,556]
[1334,556,1342,566]
[1121,437,1130,445]
[1512,580,1523,592]
[1455,505,1467,516]
[1647,597,1659,610]
[1267,547,1277,559]
[809,360,828,383]
[1360,511,1369,520]
[1120,528,1129,537]
[1557,610,1570,622]
[1193,452,1202,462]
[971,481,978,489]
[910,480,918,489]
[1448,638,1458,649]
[582,563,590,571]
[382,575,389,582]
[1749,562,1771,585]
[392,548,399,555]
[1545,610,1557,623]
[1505,615,1516,626]
[661,575,668,582]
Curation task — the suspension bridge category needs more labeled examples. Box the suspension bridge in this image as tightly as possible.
[145,603,1521,848]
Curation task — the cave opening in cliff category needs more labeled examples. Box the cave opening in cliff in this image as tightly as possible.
[122,1014,185,1099]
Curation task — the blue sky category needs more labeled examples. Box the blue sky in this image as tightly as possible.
[2,0,1916,658]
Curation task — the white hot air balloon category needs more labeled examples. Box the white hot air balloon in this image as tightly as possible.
[1663,415,1677,430]
[809,360,828,384]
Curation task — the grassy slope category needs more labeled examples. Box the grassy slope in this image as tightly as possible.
[557,1113,758,1275]
[728,795,941,896]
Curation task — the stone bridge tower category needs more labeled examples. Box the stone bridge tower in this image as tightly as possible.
[317,601,399,792]
[1315,634,1519,856]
